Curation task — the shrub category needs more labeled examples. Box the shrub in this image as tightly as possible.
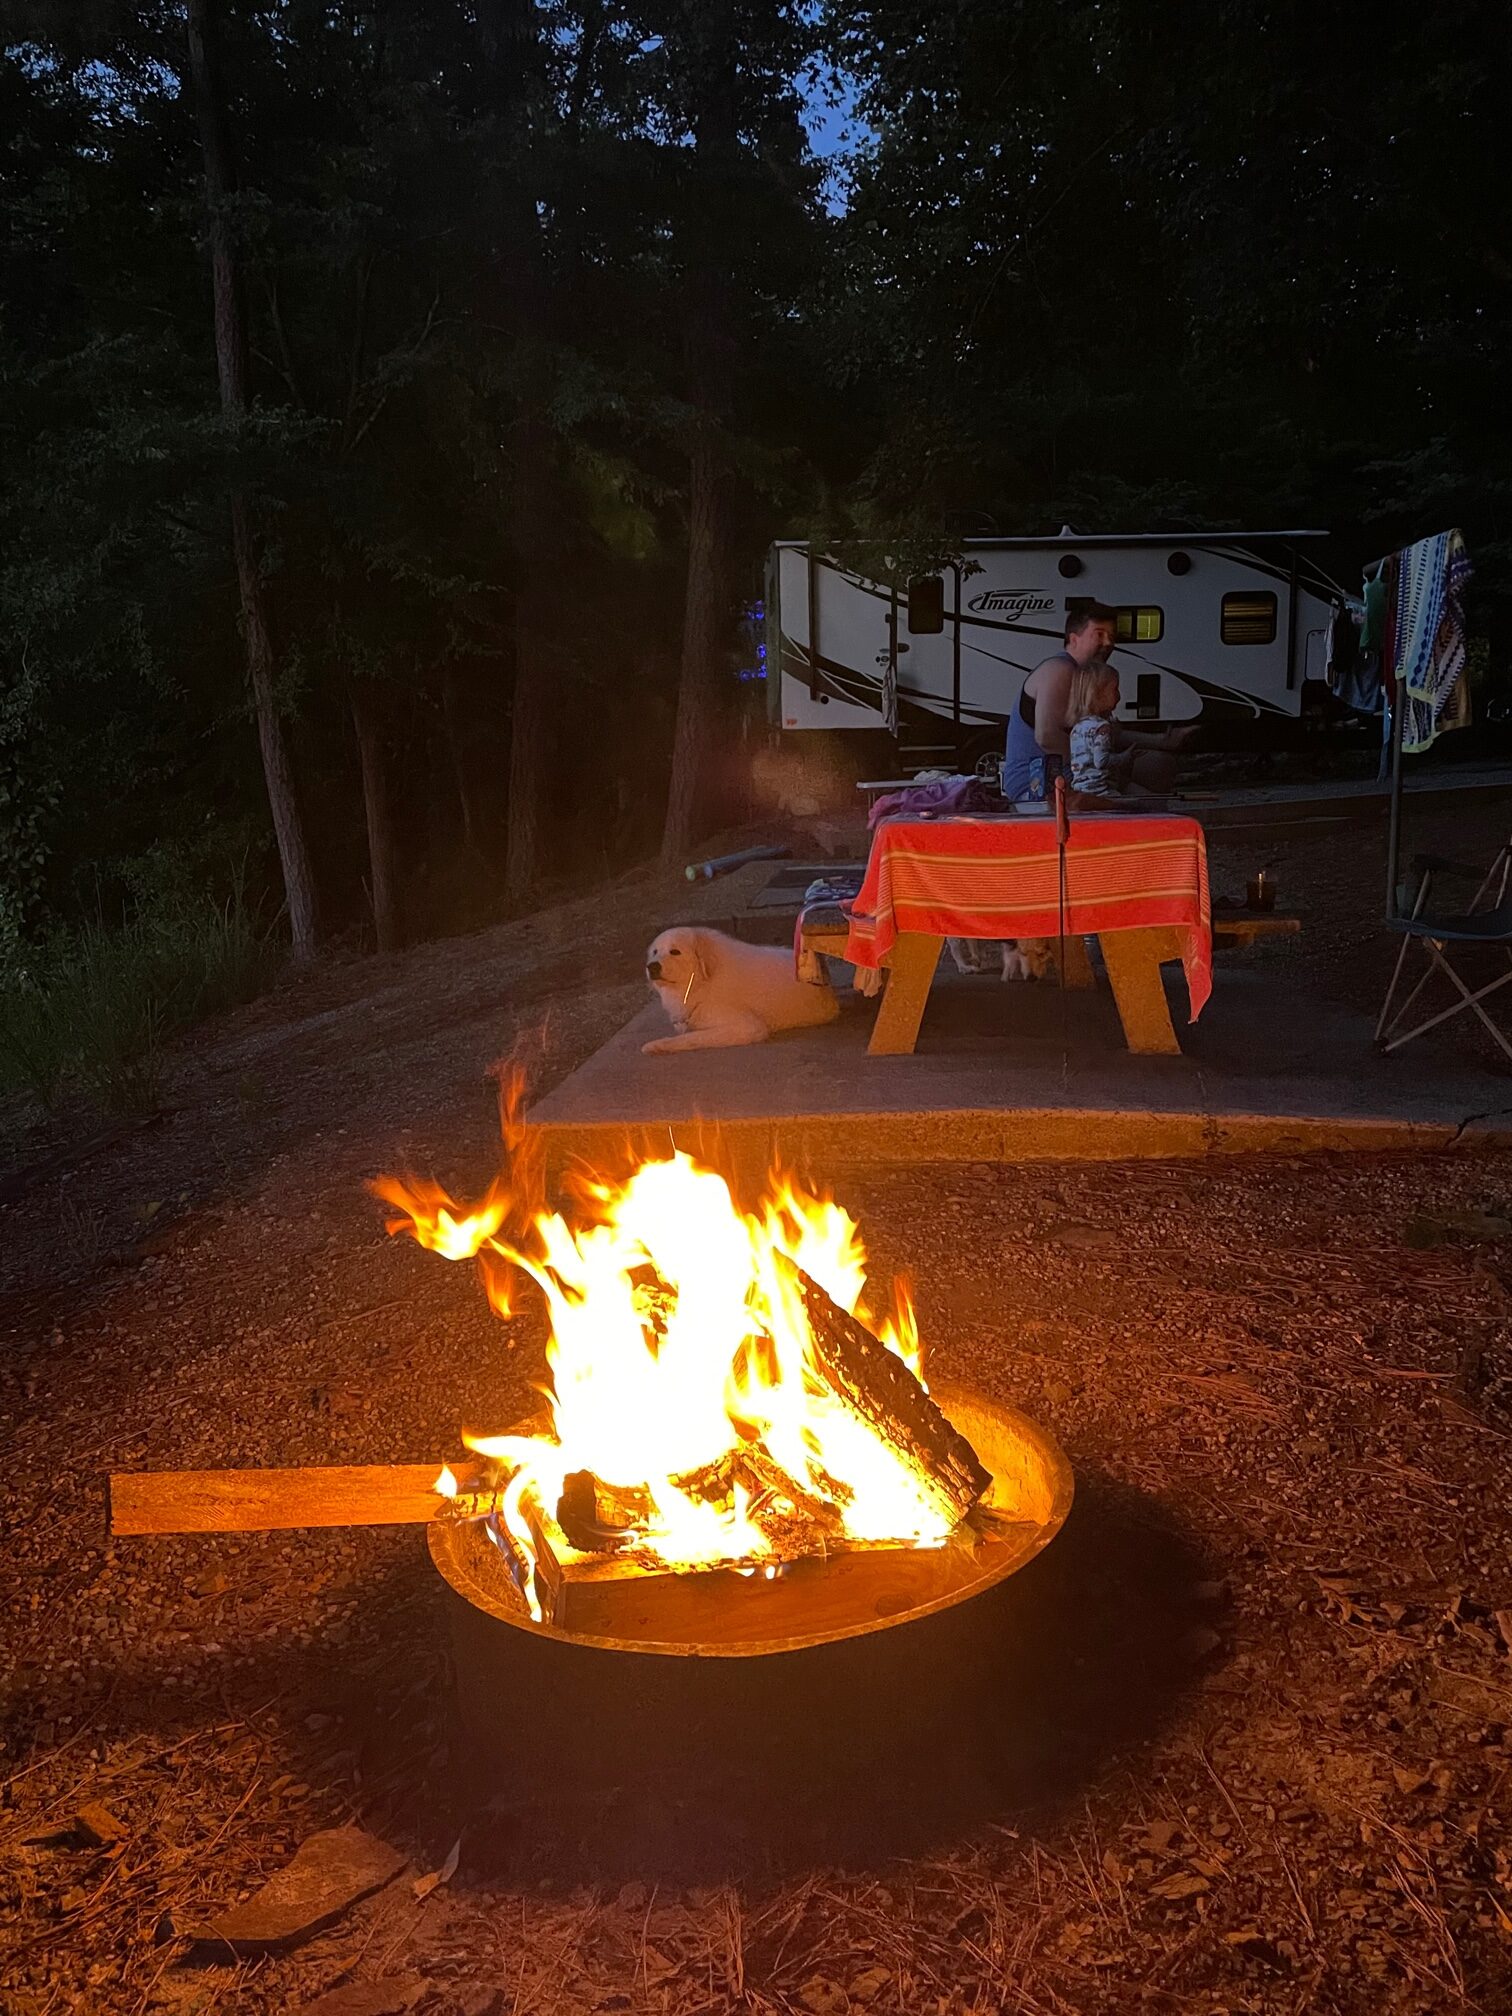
[0,879,279,1114]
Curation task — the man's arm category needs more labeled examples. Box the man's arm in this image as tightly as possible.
[1030,656,1073,758]
[1110,721,1199,754]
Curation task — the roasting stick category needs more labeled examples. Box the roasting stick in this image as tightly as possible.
[107,1460,490,1537]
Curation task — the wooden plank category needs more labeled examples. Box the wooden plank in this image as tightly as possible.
[1213,914,1301,948]
[801,922,850,957]
[108,1461,486,1536]
[867,932,943,1055]
[517,1464,1012,1640]
[537,1527,1011,1642]
[1098,927,1182,1055]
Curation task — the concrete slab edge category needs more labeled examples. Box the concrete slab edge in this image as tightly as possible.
[529,1105,1512,1176]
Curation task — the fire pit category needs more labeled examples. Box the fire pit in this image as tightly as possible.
[111,1127,1073,1825]
[429,1385,1069,1656]
[378,1145,1073,1805]
[430,1384,1069,1830]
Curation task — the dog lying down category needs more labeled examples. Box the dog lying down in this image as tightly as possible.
[643,927,839,1054]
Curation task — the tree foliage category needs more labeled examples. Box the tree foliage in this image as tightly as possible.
[1,0,1505,959]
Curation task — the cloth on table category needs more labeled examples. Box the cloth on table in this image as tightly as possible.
[866,774,1010,829]
[1392,528,1473,753]
[844,813,1213,1024]
[870,774,1029,966]
[793,871,882,996]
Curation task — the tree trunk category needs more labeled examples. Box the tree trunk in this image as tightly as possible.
[440,665,484,853]
[503,602,550,905]
[661,408,735,865]
[660,13,740,868]
[481,0,555,910]
[186,0,321,961]
[350,682,402,953]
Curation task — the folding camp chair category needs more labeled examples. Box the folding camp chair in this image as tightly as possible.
[1376,845,1512,1061]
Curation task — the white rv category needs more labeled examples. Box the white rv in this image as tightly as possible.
[765,532,1346,762]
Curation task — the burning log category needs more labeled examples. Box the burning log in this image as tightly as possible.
[776,1255,992,1524]
[495,1486,982,1643]
[108,1461,491,1536]
[485,1277,995,1636]
[730,1443,848,1545]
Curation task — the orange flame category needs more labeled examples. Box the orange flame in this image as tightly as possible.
[389,1149,945,1622]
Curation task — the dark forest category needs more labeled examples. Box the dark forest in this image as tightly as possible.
[4,1,1508,990]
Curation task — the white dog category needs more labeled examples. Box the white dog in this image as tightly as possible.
[642,927,839,1054]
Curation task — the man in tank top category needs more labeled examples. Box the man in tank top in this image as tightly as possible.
[1002,603,1195,801]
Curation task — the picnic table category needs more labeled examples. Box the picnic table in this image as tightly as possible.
[819,813,1217,1057]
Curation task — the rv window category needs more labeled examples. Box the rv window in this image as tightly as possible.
[1115,606,1164,644]
[1066,600,1164,644]
[906,576,945,634]
[1221,591,1278,645]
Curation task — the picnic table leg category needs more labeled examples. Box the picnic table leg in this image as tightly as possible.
[867,933,942,1055]
[1047,933,1096,990]
[1098,929,1182,1056]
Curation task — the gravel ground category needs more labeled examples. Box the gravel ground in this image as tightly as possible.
[4,812,1512,2015]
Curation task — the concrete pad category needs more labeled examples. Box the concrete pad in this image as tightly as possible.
[526,969,1512,1174]
[1175,761,1512,829]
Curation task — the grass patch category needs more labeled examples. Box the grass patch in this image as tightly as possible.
[0,885,279,1113]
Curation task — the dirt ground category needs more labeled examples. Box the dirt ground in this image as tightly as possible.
[4,804,1512,2015]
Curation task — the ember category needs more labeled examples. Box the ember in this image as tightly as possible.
[374,1148,993,1627]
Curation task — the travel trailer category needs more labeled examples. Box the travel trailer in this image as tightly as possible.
[765,532,1347,763]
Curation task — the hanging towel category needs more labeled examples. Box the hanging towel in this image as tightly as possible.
[1360,565,1390,652]
[1336,648,1383,717]
[1393,529,1473,753]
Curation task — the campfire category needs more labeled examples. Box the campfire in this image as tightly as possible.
[108,1083,1071,1667]
[374,1150,992,1634]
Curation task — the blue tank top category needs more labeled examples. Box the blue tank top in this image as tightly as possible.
[1001,656,1072,799]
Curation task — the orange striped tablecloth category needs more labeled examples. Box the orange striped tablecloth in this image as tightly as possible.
[844,814,1213,1022]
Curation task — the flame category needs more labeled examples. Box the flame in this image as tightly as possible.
[385,1149,951,1622]
[434,1463,459,1499]
[371,1173,508,1261]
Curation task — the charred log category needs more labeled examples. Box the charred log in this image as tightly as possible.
[776,1255,991,1522]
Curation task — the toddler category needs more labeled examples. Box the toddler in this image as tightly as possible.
[1065,660,1162,809]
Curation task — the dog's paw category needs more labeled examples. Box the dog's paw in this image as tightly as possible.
[641,1037,674,1055]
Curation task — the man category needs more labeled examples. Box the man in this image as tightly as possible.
[1001,602,1194,800]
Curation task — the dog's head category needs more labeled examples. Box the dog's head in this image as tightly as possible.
[1019,937,1055,980]
[645,928,713,989]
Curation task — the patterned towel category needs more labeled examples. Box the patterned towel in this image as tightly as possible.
[1394,529,1473,753]
[794,872,883,996]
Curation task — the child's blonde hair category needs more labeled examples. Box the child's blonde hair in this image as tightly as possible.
[1065,657,1118,731]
